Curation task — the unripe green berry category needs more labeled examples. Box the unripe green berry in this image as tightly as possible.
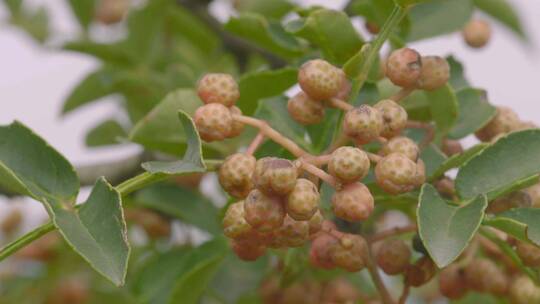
[244,189,285,232]
[310,233,339,269]
[219,153,256,198]
[231,239,267,261]
[287,92,325,125]
[332,234,367,272]
[439,264,468,300]
[227,106,245,138]
[331,182,374,222]
[253,157,298,196]
[375,153,425,194]
[197,73,239,107]
[271,215,310,248]
[416,56,450,91]
[194,103,233,142]
[298,59,345,100]
[516,241,540,268]
[375,239,411,275]
[475,106,521,142]
[462,19,491,49]
[374,99,407,139]
[509,276,540,304]
[223,201,253,239]
[286,178,320,221]
[343,105,383,144]
[379,136,419,161]
[328,146,370,183]
[386,48,422,88]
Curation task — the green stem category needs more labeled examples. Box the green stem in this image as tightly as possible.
[348,5,408,104]
[0,159,223,261]
[0,222,55,262]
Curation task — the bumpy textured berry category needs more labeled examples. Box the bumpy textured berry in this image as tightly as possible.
[328,146,370,183]
[197,73,239,107]
[525,182,540,207]
[509,276,540,304]
[386,48,422,88]
[439,264,468,300]
[475,106,521,142]
[379,136,419,161]
[375,239,411,275]
[375,153,425,194]
[464,258,508,295]
[516,241,540,268]
[232,239,267,261]
[343,105,383,144]
[462,19,491,48]
[308,210,324,235]
[310,233,339,269]
[286,178,320,221]
[405,256,436,287]
[271,215,310,248]
[253,157,298,195]
[287,92,325,125]
[298,59,345,100]
[219,153,256,198]
[335,77,352,100]
[222,201,253,239]
[441,139,464,157]
[194,103,232,142]
[244,189,285,232]
[416,56,450,91]
[332,234,367,272]
[332,182,374,222]
[374,99,407,138]
[227,106,245,138]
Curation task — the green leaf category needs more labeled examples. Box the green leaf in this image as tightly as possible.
[291,9,364,65]
[67,0,95,30]
[420,144,447,178]
[473,0,526,39]
[453,292,508,304]
[426,84,459,137]
[235,0,294,19]
[406,0,473,41]
[167,5,219,55]
[85,119,126,147]
[0,121,78,201]
[430,144,489,180]
[237,68,297,115]
[62,68,116,114]
[168,238,228,304]
[10,6,50,43]
[448,88,497,139]
[254,96,312,152]
[64,42,134,67]
[141,111,206,174]
[135,183,220,235]
[224,13,304,59]
[395,0,434,6]
[52,178,130,286]
[129,89,227,156]
[417,184,487,267]
[447,56,470,91]
[484,208,540,246]
[456,130,540,199]
[346,0,395,25]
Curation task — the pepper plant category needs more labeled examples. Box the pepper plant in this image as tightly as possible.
[1,0,539,303]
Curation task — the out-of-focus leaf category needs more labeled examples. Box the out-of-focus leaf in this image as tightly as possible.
[473,0,526,39]
[237,67,297,115]
[430,144,488,180]
[64,42,134,67]
[418,184,487,267]
[395,0,434,7]
[10,6,50,42]
[135,183,220,235]
[447,56,470,91]
[448,88,496,139]
[168,238,229,304]
[62,68,116,114]
[291,9,364,65]
[426,84,459,137]
[235,0,294,19]
[4,0,22,13]
[484,208,540,246]
[141,111,206,175]
[85,119,126,147]
[167,5,219,55]
[346,0,394,24]
[406,0,473,41]
[67,0,96,30]
[225,13,304,59]
[456,130,540,199]
[420,144,447,178]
